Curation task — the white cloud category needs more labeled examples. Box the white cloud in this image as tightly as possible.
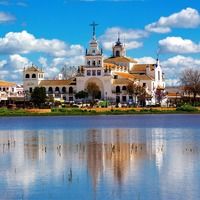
[159,37,200,54]
[0,59,7,68]
[100,27,148,50]
[0,30,84,57]
[9,54,30,69]
[161,55,200,85]
[0,11,15,23]
[135,56,156,64]
[0,70,9,79]
[145,8,200,33]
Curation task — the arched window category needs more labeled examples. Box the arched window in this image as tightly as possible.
[48,87,53,94]
[98,60,101,65]
[116,50,120,57]
[122,86,127,91]
[62,87,66,93]
[87,60,90,66]
[25,74,30,78]
[55,87,60,93]
[92,60,96,66]
[69,87,73,94]
[116,86,120,93]
[32,74,36,78]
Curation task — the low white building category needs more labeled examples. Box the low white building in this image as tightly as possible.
[0,80,24,103]
[23,24,165,106]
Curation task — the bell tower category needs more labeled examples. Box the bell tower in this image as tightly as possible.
[112,33,126,57]
[85,22,103,68]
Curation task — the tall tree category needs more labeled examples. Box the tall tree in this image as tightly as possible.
[155,88,166,105]
[75,90,88,99]
[127,82,147,106]
[180,68,200,105]
[87,82,100,100]
[31,87,47,108]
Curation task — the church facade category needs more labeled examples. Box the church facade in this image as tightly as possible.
[23,24,165,106]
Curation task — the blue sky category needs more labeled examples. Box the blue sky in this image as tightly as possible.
[0,0,200,85]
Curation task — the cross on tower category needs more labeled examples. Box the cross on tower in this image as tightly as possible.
[90,21,98,37]
[118,32,120,42]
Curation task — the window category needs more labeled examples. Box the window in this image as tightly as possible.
[114,75,118,79]
[116,96,120,103]
[25,74,30,78]
[122,96,127,102]
[98,60,101,65]
[0,87,1,91]
[62,87,66,93]
[92,50,95,54]
[92,60,96,66]
[3,88,5,91]
[55,87,60,93]
[97,70,101,76]
[87,70,91,76]
[87,61,90,66]
[92,70,96,76]
[48,87,53,94]
[143,83,146,87]
[29,87,32,93]
[69,87,73,94]
[116,50,120,57]
[122,86,127,91]
[116,86,120,93]
[32,74,36,78]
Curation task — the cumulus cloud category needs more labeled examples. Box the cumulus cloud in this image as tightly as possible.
[0,30,84,57]
[135,56,156,64]
[161,55,200,85]
[9,54,30,72]
[159,37,200,54]
[100,27,147,50]
[0,11,15,23]
[145,8,200,33]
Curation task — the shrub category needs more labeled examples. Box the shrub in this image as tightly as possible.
[176,104,198,112]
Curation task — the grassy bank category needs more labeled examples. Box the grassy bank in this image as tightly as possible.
[0,105,200,117]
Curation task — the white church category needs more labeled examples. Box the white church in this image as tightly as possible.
[23,23,165,106]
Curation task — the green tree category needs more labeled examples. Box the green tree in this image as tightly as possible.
[127,82,147,106]
[75,90,88,99]
[87,82,100,101]
[31,87,47,108]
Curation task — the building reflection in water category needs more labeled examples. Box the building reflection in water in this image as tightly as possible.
[0,127,200,199]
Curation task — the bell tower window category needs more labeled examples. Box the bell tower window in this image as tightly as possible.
[116,50,120,57]
[92,61,96,66]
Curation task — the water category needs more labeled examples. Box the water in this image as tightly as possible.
[0,114,200,200]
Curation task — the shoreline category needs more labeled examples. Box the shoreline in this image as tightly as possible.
[0,107,200,117]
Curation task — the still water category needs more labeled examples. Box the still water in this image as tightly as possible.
[0,114,200,200]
